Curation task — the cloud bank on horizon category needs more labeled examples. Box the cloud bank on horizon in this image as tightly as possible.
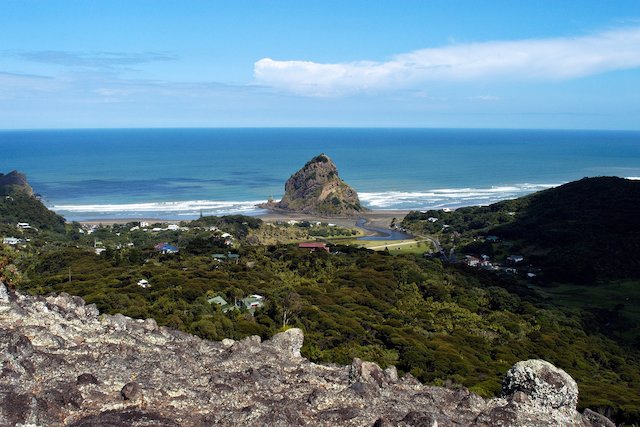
[254,27,640,96]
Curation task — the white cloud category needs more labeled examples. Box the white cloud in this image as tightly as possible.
[254,27,640,96]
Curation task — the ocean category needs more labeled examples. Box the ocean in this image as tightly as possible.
[1,128,639,221]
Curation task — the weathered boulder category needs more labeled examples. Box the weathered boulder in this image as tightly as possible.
[266,327,304,358]
[120,382,143,402]
[502,359,578,409]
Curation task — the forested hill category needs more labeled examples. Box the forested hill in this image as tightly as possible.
[0,182,66,235]
[404,177,640,283]
[493,177,640,283]
[0,170,33,196]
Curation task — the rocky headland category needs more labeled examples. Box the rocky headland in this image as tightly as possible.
[0,170,33,196]
[0,282,614,426]
[259,154,366,217]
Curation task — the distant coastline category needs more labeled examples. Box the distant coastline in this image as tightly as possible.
[78,209,409,229]
[53,182,561,222]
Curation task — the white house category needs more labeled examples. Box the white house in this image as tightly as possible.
[464,255,480,267]
[167,224,179,231]
[3,237,21,245]
[17,222,31,229]
[137,279,150,288]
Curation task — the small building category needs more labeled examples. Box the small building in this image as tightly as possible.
[154,242,179,254]
[427,217,439,223]
[3,237,21,245]
[16,222,31,229]
[95,248,106,255]
[486,235,500,243]
[167,224,179,231]
[208,295,237,313]
[298,242,330,253]
[240,294,264,312]
[212,253,227,261]
[212,252,240,263]
[507,255,524,263]
[464,255,480,267]
[208,295,228,306]
[137,279,150,288]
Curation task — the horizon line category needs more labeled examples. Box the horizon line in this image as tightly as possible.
[1,126,639,132]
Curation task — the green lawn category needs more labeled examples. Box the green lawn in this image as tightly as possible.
[536,281,640,344]
[352,238,436,254]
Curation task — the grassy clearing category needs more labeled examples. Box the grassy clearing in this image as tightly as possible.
[536,281,640,343]
[351,238,436,254]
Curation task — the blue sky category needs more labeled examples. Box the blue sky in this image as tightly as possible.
[1,1,639,129]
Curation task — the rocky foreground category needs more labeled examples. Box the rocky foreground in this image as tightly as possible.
[0,283,614,427]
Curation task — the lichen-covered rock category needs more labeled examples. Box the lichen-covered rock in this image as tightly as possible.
[0,283,613,426]
[260,154,365,216]
[120,382,143,401]
[266,327,304,358]
[502,359,578,409]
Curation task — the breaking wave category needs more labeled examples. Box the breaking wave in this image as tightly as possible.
[52,200,267,221]
[52,183,568,220]
[359,183,561,209]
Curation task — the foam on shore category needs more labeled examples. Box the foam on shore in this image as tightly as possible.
[359,183,560,209]
[51,182,563,221]
[52,200,266,221]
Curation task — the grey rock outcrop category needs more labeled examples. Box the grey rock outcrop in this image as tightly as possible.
[260,154,365,216]
[0,282,613,426]
[503,359,578,409]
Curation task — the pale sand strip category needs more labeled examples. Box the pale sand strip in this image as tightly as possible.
[76,210,411,231]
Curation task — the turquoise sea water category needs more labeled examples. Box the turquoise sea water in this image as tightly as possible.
[1,128,639,221]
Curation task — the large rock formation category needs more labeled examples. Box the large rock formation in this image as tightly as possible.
[0,282,614,426]
[0,170,33,196]
[261,154,365,216]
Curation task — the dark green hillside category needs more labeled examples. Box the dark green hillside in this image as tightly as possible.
[0,170,33,196]
[404,177,640,283]
[0,190,66,234]
[493,177,640,283]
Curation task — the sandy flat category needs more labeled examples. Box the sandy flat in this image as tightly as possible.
[257,209,410,229]
[76,210,411,229]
